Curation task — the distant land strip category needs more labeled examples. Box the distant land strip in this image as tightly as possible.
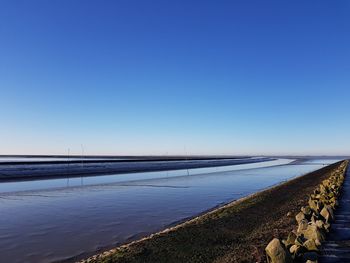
[0,157,272,182]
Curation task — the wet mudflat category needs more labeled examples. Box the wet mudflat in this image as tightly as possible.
[0,156,271,180]
[0,158,340,263]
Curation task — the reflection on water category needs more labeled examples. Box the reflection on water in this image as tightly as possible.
[0,158,290,194]
[0,158,342,263]
[301,159,343,165]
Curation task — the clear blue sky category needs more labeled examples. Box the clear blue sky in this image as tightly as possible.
[1,1,349,156]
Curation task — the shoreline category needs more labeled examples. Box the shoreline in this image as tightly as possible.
[78,161,346,263]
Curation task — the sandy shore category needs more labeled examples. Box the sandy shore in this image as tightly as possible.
[79,161,346,263]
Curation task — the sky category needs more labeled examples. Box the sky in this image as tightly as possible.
[0,0,350,156]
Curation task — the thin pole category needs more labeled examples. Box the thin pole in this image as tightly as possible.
[81,144,84,168]
[184,146,189,176]
[67,148,70,170]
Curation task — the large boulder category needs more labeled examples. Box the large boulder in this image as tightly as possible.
[283,232,297,249]
[265,238,292,263]
[320,184,327,194]
[328,197,337,208]
[303,239,319,251]
[315,220,325,230]
[301,206,313,218]
[295,234,307,246]
[289,244,307,259]
[320,205,334,222]
[308,198,321,213]
[296,212,305,223]
[302,225,326,242]
[297,219,309,233]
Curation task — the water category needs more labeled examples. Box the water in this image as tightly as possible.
[0,158,342,263]
[0,158,287,193]
[301,159,343,165]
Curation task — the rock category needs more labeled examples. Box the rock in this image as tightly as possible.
[265,238,292,263]
[314,239,321,247]
[320,184,327,193]
[322,179,330,186]
[289,244,298,254]
[323,221,331,231]
[284,232,296,248]
[303,239,319,251]
[301,206,312,218]
[315,220,325,230]
[296,212,305,223]
[290,243,307,256]
[320,205,334,222]
[287,211,292,217]
[297,219,309,233]
[302,225,326,242]
[310,214,320,224]
[328,192,335,198]
[289,244,307,259]
[328,197,337,208]
[308,198,320,213]
[295,235,306,246]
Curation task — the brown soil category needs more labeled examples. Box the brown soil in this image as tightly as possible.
[79,161,346,263]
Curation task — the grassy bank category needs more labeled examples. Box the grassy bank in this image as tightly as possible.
[80,161,346,263]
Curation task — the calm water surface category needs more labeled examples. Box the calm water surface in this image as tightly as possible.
[0,158,341,263]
